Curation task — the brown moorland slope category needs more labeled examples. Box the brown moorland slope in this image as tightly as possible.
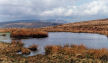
[39,18,108,36]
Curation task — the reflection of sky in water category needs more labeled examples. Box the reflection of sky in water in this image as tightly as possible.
[1,32,108,56]
[21,32,108,56]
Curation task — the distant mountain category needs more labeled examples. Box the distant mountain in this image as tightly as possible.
[0,20,62,28]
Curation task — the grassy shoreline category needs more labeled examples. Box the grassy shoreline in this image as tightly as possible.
[1,41,108,63]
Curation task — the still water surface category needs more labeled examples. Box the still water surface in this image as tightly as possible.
[0,32,108,56]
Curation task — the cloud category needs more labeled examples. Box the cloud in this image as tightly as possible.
[40,6,77,17]
[0,0,75,21]
[83,0,108,15]
[0,0,108,22]
[41,0,108,17]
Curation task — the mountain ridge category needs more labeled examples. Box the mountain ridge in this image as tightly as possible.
[0,20,62,28]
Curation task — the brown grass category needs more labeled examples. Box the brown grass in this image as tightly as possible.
[37,18,108,36]
[45,45,62,55]
[1,42,108,63]
[44,45,108,61]
[3,28,48,38]
[26,44,108,63]
[11,40,24,46]
[0,41,27,63]
[21,48,31,55]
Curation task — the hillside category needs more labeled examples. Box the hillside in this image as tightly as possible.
[39,18,108,35]
[1,18,108,36]
[0,20,62,28]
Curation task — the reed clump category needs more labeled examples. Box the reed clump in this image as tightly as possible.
[43,45,108,62]
[0,42,26,63]
[45,45,62,55]
[6,28,48,38]
[26,44,108,63]
[21,48,31,55]
[11,40,24,47]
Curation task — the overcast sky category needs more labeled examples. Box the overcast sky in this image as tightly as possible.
[0,0,108,22]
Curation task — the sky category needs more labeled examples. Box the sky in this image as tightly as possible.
[0,0,108,22]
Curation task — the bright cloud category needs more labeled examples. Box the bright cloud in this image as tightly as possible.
[0,0,108,22]
[41,0,108,17]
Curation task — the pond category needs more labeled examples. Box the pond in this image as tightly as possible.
[0,32,108,56]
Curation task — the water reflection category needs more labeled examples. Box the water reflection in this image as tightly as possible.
[21,32,108,56]
[1,32,108,56]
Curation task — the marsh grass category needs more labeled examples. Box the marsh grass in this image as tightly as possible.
[10,28,48,38]
[21,48,31,55]
[11,40,24,47]
[0,28,48,38]
[25,44,108,63]
[45,45,62,55]
[44,45,108,62]
[0,42,108,63]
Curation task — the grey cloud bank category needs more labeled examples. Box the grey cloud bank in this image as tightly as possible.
[0,0,108,22]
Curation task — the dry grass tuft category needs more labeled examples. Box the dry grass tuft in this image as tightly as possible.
[45,45,62,55]
[21,48,31,55]
[44,44,108,62]
[11,40,24,46]
[27,44,108,63]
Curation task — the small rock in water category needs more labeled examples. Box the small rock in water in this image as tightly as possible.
[28,44,38,51]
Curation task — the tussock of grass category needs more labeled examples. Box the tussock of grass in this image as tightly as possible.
[0,41,26,63]
[34,45,108,63]
[45,45,62,55]
[11,40,24,46]
[0,28,48,38]
[21,48,31,55]
[9,28,48,38]
[1,42,108,63]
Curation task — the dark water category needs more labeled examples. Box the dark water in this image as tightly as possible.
[0,32,108,56]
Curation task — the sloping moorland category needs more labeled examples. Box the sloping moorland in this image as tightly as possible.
[39,18,108,36]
